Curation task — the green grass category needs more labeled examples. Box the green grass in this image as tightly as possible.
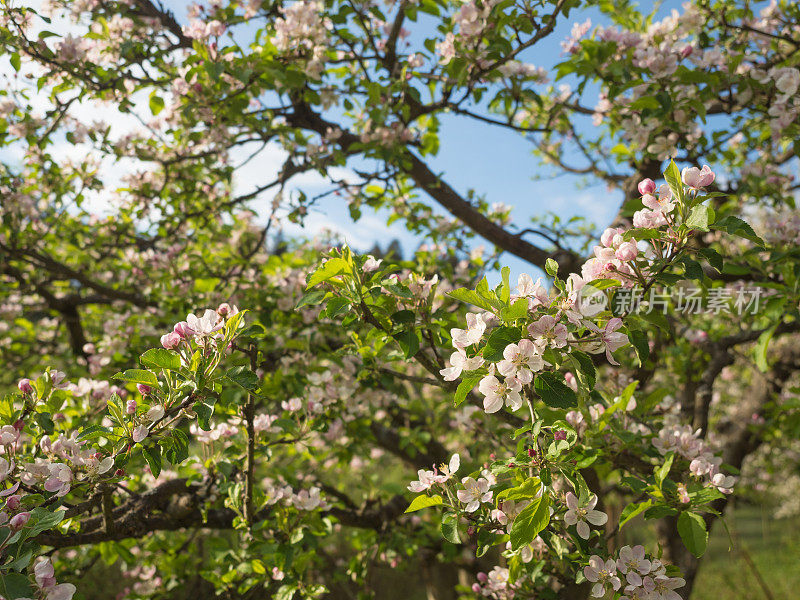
[692,505,800,600]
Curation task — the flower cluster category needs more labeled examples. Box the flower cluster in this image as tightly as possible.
[584,546,685,600]
[654,425,736,494]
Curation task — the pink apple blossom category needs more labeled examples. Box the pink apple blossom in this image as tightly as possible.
[681,165,715,189]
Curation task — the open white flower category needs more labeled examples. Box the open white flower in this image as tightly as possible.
[584,555,622,598]
[497,339,543,384]
[564,492,607,539]
[456,476,492,512]
[478,374,522,413]
[186,309,224,338]
[440,350,484,381]
[450,313,486,349]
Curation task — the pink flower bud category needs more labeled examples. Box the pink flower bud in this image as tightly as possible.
[600,228,617,247]
[637,178,656,195]
[9,511,30,530]
[126,399,137,414]
[217,303,231,317]
[115,468,125,477]
[681,165,715,189]
[173,321,194,339]
[6,495,21,510]
[554,430,567,441]
[477,572,488,583]
[466,526,475,536]
[472,584,482,593]
[17,379,33,395]
[680,45,693,59]
[160,332,181,349]
[564,372,578,392]
[136,384,151,396]
[615,241,639,262]
[527,448,536,458]
[13,419,24,432]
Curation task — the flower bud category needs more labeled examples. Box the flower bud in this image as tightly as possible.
[217,303,231,317]
[477,572,488,583]
[173,321,194,339]
[114,468,125,477]
[136,384,151,396]
[680,45,693,59]
[17,379,33,395]
[9,511,30,531]
[615,241,639,262]
[6,495,21,511]
[527,448,536,458]
[554,430,568,441]
[637,178,656,195]
[160,331,181,349]
[600,228,617,248]
[126,399,137,414]
[681,165,715,189]
[13,419,24,432]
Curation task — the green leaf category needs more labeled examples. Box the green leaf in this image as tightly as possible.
[193,399,215,430]
[441,512,461,544]
[545,258,558,277]
[448,288,495,312]
[482,327,521,361]
[306,257,349,289]
[655,452,675,488]
[677,511,708,557]
[149,94,165,115]
[324,296,351,318]
[226,366,260,391]
[509,495,550,550]
[142,445,162,478]
[534,372,578,409]
[391,310,416,324]
[0,572,34,599]
[496,478,541,503]
[713,216,764,247]
[644,505,679,520]
[77,424,113,441]
[680,257,705,280]
[698,247,723,272]
[754,323,778,372]
[686,204,715,231]
[140,348,181,371]
[570,351,596,390]
[663,160,684,203]
[619,500,652,529]
[500,298,529,323]
[454,373,482,407]
[392,329,419,359]
[295,289,327,309]
[500,266,511,303]
[9,52,21,72]
[405,494,443,513]
[112,369,158,386]
[34,412,54,435]
[628,329,649,366]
